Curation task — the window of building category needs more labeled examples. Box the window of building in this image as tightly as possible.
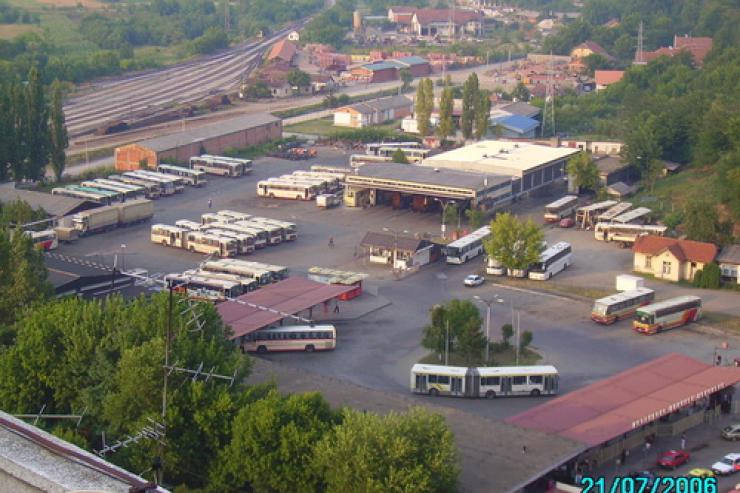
[644,256,652,268]
[662,261,671,275]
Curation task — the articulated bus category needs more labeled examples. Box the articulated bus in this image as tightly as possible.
[544,195,578,222]
[528,242,572,280]
[210,222,268,249]
[594,223,667,247]
[165,273,242,301]
[445,226,492,264]
[349,154,392,167]
[411,364,559,398]
[633,296,702,335]
[26,230,58,250]
[132,170,185,193]
[190,155,251,177]
[92,179,148,199]
[366,142,421,155]
[52,187,113,205]
[203,228,256,255]
[243,325,337,353]
[201,259,274,285]
[257,180,319,200]
[157,164,208,187]
[597,202,632,222]
[108,175,162,199]
[249,217,297,241]
[575,200,617,228]
[123,172,176,196]
[182,269,258,293]
[81,180,141,200]
[612,207,651,225]
[591,288,655,325]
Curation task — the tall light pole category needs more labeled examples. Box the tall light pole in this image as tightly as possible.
[434,198,456,239]
[382,227,409,269]
[474,295,504,364]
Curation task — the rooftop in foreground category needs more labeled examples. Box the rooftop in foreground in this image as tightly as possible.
[349,162,510,191]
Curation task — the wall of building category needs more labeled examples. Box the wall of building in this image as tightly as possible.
[371,68,398,83]
[633,251,703,282]
[334,109,362,128]
[115,144,158,171]
[0,470,44,493]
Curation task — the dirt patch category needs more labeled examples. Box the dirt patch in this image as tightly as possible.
[36,0,105,9]
[0,24,41,39]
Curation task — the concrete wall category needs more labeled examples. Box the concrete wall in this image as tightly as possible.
[0,470,44,493]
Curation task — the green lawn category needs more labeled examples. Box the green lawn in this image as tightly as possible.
[489,277,613,300]
[419,346,540,368]
[284,117,401,136]
[630,166,717,218]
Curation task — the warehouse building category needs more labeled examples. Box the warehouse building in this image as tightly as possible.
[0,187,99,218]
[421,140,579,196]
[114,113,282,170]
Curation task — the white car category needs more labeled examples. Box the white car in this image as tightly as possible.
[711,453,740,475]
[464,274,484,287]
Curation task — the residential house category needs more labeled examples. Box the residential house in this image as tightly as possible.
[388,6,417,24]
[537,18,556,33]
[638,35,713,67]
[266,38,297,65]
[632,236,718,283]
[360,231,440,270]
[266,79,292,98]
[334,95,413,128]
[560,139,624,155]
[570,41,614,72]
[491,114,540,138]
[388,56,432,77]
[287,31,300,42]
[411,9,483,38]
[717,245,740,284]
[350,62,399,83]
[595,70,625,91]
[490,101,541,119]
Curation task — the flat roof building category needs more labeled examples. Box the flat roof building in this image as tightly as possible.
[421,140,579,196]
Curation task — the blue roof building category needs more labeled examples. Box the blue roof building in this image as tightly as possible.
[491,114,540,138]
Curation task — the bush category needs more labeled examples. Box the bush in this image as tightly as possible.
[662,211,684,231]
[692,270,703,288]
[692,263,721,289]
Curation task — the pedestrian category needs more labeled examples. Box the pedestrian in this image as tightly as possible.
[208,198,212,209]
[620,449,627,466]
[574,471,582,485]
[716,354,722,366]
[329,236,334,248]
[681,433,686,450]
[522,445,527,454]
[644,439,651,454]
[334,303,340,313]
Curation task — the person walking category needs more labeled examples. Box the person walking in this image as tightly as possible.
[681,433,686,450]
[334,303,340,313]
[329,236,334,248]
[620,449,627,466]
[208,198,212,209]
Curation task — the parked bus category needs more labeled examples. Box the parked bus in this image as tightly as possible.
[51,187,113,205]
[633,296,702,335]
[190,155,251,177]
[238,261,289,280]
[366,141,422,155]
[151,224,188,248]
[276,175,332,194]
[591,288,655,325]
[612,207,651,225]
[243,325,337,353]
[201,259,274,285]
[349,154,392,167]
[165,273,242,301]
[410,364,559,398]
[528,241,572,280]
[291,171,342,192]
[485,255,505,276]
[157,164,208,187]
[202,228,256,255]
[594,223,668,246]
[201,213,233,225]
[310,165,352,179]
[250,217,297,241]
[217,210,252,222]
[445,226,491,264]
[174,220,204,231]
[257,179,319,200]
[123,172,176,196]
[92,179,148,199]
[81,180,141,200]
[108,175,162,199]
[597,202,631,222]
[544,195,578,222]
[182,269,258,293]
[376,146,430,163]
[184,231,238,257]
[210,222,268,249]
[575,200,617,228]
[238,220,282,245]
[26,230,58,250]
[132,170,185,193]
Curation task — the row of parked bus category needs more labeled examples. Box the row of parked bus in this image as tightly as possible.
[591,288,702,334]
[151,210,297,257]
[165,258,289,302]
[257,170,344,201]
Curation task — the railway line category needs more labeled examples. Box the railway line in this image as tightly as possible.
[63,26,296,137]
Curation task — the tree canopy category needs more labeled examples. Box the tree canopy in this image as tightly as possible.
[566,151,600,193]
[422,299,486,364]
[484,213,545,272]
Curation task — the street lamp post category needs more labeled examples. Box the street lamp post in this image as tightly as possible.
[434,198,456,240]
[474,295,504,364]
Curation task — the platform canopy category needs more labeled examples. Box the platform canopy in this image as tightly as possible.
[506,353,740,446]
[216,277,354,339]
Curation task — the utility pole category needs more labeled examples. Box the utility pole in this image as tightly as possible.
[635,21,644,64]
[224,0,231,32]
[515,311,521,366]
[444,320,450,366]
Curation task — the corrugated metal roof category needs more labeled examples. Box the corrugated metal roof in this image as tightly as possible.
[0,187,98,217]
[361,62,399,71]
[390,56,429,67]
[493,114,539,133]
[133,113,281,152]
[718,245,740,265]
[351,162,508,190]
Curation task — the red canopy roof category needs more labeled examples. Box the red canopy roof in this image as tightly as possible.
[506,353,740,446]
[217,277,353,339]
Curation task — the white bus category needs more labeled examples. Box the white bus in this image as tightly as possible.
[591,288,655,325]
[51,187,113,205]
[131,170,185,193]
[250,217,297,241]
[528,241,572,280]
[257,179,319,200]
[216,210,252,222]
[243,325,337,353]
[485,255,505,276]
[165,273,242,301]
[157,164,208,187]
[544,195,578,222]
[349,154,392,167]
[236,261,289,280]
[291,171,342,192]
[123,172,176,196]
[108,175,162,199]
[182,269,258,293]
[93,179,149,198]
[366,141,421,155]
[633,295,702,335]
[202,228,256,255]
[310,165,352,179]
[594,223,667,246]
[210,222,268,249]
[26,230,58,251]
[445,226,491,264]
[81,180,141,200]
[575,200,617,228]
[201,259,274,285]
[612,207,651,225]
[184,231,238,257]
[174,220,204,231]
[151,224,188,248]
[201,213,234,225]
[190,155,251,177]
[276,175,332,194]
[597,202,632,222]
[410,364,559,398]
[376,146,430,163]
[237,220,282,245]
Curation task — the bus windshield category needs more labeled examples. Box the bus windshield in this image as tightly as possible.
[635,311,653,325]
[592,302,608,316]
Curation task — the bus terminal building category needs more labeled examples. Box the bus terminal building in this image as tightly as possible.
[344,141,579,213]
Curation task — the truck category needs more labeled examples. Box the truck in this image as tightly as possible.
[116,199,154,225]
[316,193,341,209]
[54,226,79,243]
[73,199,154,235]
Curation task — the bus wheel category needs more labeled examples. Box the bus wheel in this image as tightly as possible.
[161,240,167,246]
[257,345,267,353]
[305,345,315,353]
[189,246,195,252]
[429,388,439,397]
[297,195,302,200]
[269,193,275,198]
[485,390,496,399]
[530,389,541,397]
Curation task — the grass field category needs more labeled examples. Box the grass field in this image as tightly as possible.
[419,346,540,367]
[0,24,41,39]
[285,117,401,136]
[631,166,716,218]
[36,0,105,8]
[490,277,613,301]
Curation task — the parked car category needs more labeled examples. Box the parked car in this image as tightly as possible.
[464,274,484,287]
[723,424,740,441]
[688,468,714,478]
[712,453,740,475]
[559,217,575,228]
[657,450,690,469]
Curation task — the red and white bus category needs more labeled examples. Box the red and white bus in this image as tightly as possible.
[26,230,58,251]
[591,288,655,325]
[243,325,337,353]
[633,296,702,335]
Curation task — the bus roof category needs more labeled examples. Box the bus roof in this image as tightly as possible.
[594,288,655,305]
[411,364,469,376]
[257,324,336,333]
[152,224,187,232]
[539,241,571,260]
[595,222,666,232]
[598,202,632,220]
[636,295,701,313]
[477,365,559,377]
[577,200,618,213]
[446,226,491,248]
[545,195,578,209]
[612,207,651,224]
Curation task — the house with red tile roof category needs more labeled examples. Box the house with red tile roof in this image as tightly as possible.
[570,41,613,60]
[632,236,718,282]
[639,35,713,67]
[266,38,297,65]
[594,70,625,91]
[411,9,483,38]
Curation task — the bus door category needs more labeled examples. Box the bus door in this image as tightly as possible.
[544,375,558,394]
[465,369,479,398]
[170,232,176,245]
[500,377,512,395]
[415,374,427,392]
[450,377,463,395]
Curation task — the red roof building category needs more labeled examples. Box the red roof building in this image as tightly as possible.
[594,70,625,90]
[632,235,718,282]
[388,6,417,24]
[571,41,613,60]
[638,35,713,67]
[266,38,297,65]
[411,9,483,38]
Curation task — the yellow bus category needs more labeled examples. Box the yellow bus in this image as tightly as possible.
[243,325,337,353]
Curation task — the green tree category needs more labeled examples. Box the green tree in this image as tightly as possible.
[415,78,433,137]
[0,88,13,181]
[501,323,514,348]
[696,263,721,289]
[287,69,311,89]
[461,73,479,140]
[566,151,600,193]
[622,114,661,179]
[520,330,533,351]
[391,148,408,164]
[582,53,611,76]
[422,299,483,364]
[484,213,544,272]
[399,68,413,91]
[465,208,484,229]
[683,200,720,243]
[49,80,68,182]
[511,81,530,101]
[474,89,491,140]
[642,158,664,192]
[25,67,49,181]
[314,407,458,493]
[436,86,454,144]
[442,202,459,229]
